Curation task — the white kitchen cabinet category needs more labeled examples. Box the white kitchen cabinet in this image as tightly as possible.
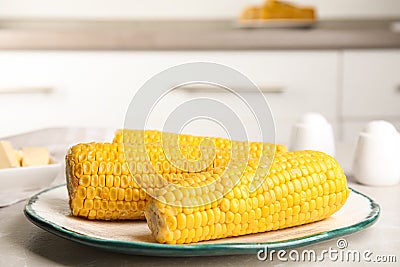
[0,51,339,144]
[342,50,400,118]
[340,50,400,143]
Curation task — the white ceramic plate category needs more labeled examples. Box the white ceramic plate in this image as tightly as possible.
[0,159,61,193]
[24,185,379,256]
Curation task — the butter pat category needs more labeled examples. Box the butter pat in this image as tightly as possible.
[0,141,20,169]
[22,147,50,167]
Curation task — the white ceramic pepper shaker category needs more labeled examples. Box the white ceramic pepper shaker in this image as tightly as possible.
[352,120,400,186]
[290,113,335,157]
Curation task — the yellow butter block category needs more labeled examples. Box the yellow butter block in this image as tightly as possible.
[22,147,50,167]
[0,140,20,169]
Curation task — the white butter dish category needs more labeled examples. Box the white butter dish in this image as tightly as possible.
[0,158,61,193]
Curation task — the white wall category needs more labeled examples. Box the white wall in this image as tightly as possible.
[0,0,399,20]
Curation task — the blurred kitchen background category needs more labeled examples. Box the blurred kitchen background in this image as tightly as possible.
[0,0,399,146]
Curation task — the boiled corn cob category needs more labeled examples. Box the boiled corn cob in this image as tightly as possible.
[66,142,145,220]
[113,129,288,154]
[116,129,287,173]
[66,140,275,220]
[145,150,350,244]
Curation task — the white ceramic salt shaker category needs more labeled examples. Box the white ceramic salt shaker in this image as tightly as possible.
[290,113,335,156]
[352,120,400,186]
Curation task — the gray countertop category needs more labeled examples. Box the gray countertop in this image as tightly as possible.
[0,19,399,50]
[0,128,399,266]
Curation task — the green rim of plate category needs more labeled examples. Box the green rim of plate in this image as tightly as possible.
[24,184,380,257]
